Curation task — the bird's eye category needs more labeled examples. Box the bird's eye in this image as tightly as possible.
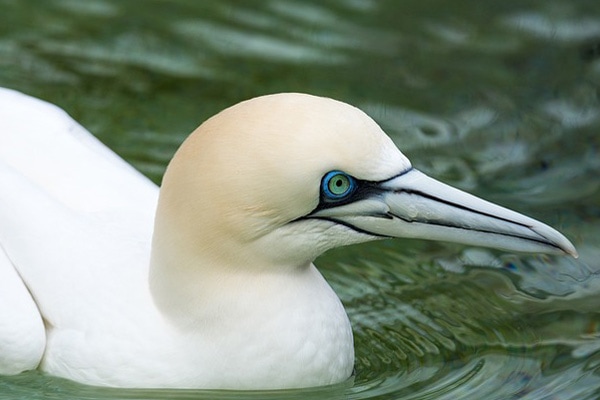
[322,171,356,200]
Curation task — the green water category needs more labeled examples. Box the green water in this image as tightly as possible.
[1,0,599,398]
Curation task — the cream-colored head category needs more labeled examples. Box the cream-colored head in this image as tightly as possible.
[151,93,409,275]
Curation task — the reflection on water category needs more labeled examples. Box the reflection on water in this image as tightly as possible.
[1,0,599,399]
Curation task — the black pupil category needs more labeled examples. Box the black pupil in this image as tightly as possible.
[335,179,343,187]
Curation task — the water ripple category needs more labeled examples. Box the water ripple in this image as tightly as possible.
[1,0,599,398]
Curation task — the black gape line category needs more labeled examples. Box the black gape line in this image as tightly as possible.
[292,168,565,252]
[287,167,415,237]
[305,216,391,238]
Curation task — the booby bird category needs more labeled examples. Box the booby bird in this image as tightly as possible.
[0,88,576,389]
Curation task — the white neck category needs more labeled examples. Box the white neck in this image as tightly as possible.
[149,243,354,388]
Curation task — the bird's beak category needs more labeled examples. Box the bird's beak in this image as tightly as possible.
[309,169,578,257]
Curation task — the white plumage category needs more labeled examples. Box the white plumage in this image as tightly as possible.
[0,88,576,389]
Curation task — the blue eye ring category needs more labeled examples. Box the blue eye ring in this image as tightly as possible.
[322,171,356,200]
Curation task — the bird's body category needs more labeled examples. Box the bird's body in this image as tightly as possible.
[0,89,352,388]
[0,88,576,389]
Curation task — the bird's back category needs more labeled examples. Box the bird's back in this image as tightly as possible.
[0,88,160,374]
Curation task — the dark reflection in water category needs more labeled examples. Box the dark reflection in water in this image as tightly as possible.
[1,0,599,399]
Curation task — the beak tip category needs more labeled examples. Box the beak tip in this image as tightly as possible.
[556,236,578,258]
[531,223,578,259]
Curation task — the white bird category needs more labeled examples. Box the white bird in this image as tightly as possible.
[0,88,577,390]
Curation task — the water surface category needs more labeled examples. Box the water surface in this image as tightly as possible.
[1,0,599,399]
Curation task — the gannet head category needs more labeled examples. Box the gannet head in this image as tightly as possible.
[152,93,576,279]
